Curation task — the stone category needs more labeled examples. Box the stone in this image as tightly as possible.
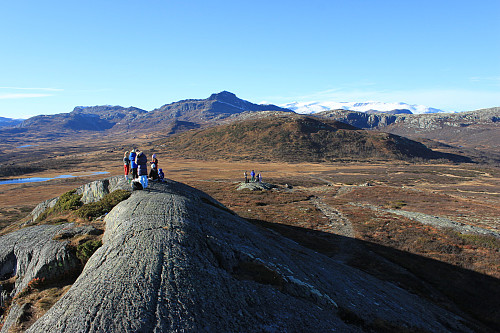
[0,223,83,332]
[76,176,130,204]
[236,182,276,191]
[24,197,59,225]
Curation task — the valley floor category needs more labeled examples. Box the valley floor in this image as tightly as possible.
[1,158,499,330]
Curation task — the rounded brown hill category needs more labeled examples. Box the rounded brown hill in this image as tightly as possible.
[155,114,465,162]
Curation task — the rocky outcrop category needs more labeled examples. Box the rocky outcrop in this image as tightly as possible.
[25,180,472,332]
[317,107,500,151]
[0,223,99,332]
[24,176,129,226]
[76,176,130,204]
[25,197,59,225]
[0,224,82,294]
[236,182,277,191]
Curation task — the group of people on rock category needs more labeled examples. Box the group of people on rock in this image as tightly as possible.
[244,170,262,183]
[123,149,165,189]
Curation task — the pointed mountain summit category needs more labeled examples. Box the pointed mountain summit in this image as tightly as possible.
[143,91,292,125]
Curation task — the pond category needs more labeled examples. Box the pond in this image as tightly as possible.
[16,144,39,148]
[0,171,110,185]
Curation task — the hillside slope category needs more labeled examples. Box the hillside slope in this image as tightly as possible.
[156,113,470,162]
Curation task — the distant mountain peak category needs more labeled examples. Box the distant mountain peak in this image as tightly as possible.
[208,91,237,101]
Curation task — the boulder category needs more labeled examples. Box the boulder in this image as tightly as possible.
[26,180,472,332]
[23,176,130,227]
[236,181,276,191]
[0,224,82,295]
[76,176,130,204]
[0,223,85,332]
[24,197,59,225]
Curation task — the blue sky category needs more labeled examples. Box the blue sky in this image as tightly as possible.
[1,0,499,118]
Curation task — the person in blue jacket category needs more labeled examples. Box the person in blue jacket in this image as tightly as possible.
[129,149,138,179]
[136,150,148,189]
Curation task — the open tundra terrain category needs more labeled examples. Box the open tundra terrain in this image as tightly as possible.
[0,155,499,331]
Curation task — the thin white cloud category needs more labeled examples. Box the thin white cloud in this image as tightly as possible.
[0,93,53,99]
[0,87,63,91]
[469,76,500,84]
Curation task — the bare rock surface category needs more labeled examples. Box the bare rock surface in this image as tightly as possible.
[26,179,472,332]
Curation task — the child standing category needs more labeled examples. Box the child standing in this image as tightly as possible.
[123,151,130,182]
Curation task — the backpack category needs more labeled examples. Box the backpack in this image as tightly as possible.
[131,180,143,191]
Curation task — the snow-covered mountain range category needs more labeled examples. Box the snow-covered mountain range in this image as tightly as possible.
[281,101,446,115]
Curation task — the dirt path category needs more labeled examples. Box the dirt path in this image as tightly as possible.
[309,195,360,263]
[311,196,354,238]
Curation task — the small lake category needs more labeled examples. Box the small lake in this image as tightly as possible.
[0,172,110,185]
[16,144,39,148]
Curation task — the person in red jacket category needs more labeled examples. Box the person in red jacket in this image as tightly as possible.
[123,151,130,182]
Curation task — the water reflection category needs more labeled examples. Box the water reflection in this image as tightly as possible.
[0,172,109,185]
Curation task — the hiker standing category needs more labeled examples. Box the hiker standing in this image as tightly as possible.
[257,173,262,183]
[129,149,138,179]
[123,151,130,181]
[250,170,256,182]
[136,150,148,189]
[244,171,248,183]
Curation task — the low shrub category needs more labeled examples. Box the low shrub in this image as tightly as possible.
[76,240,102,263]
[457,233,500,250]
[389,200,407,209]
[55,190,83,211]
[36,190,82,223]
[77,190,130,219]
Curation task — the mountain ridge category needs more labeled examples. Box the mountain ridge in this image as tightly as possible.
[315,107,500,152]
[5,91,291,135]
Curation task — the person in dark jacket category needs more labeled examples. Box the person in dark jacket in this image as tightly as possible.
[136,150,148,189]
[129,149,138,179]
[149,154,159,180]
[158,168,165,182]
[149,162,159,181]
